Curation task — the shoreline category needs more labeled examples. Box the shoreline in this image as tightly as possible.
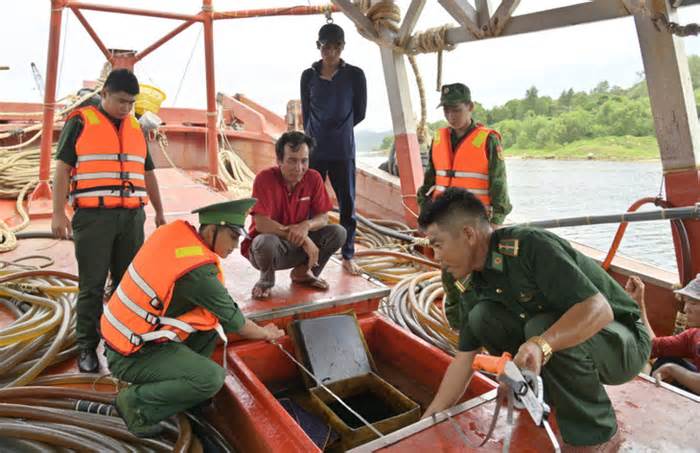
[504,155,660,162]
[361,150,661,163]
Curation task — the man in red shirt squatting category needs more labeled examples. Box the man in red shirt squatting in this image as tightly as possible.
[626,274,700,394]
[241,131,346,299]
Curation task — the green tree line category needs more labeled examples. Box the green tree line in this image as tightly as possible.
[379,55,700,151]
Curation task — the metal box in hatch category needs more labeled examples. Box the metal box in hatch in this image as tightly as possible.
[288,314,421,450]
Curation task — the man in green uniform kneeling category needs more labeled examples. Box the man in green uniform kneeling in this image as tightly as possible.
[420,188,650,448]
[102,199,284,437]
[416,83,512,330]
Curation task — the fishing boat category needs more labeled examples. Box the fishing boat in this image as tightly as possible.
[1,1,699,451]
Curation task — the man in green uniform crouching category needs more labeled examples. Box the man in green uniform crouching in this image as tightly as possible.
[420,188,650,448]
[102,198,284,437]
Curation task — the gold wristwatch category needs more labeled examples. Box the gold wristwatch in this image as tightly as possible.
[529,336,553,365]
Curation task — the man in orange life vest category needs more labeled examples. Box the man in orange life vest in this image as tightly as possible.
[51,69,166,373]
[417,83,512,330]
[102,198,285,438]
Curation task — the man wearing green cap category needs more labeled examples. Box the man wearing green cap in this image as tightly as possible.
[102,198,284,437]
[420,188,650,448]
[51,69,166,373]
[417,83,512,330]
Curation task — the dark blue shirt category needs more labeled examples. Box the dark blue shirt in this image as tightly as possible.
[300,60,367,161]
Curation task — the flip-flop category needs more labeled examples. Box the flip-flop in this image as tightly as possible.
[291,275,329,291]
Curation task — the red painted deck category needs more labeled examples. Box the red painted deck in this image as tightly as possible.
[2,169,698,453]
[1,168,388,324]
[363,376,699,452]
[1,168,388,377]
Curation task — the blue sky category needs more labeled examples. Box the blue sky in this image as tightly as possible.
[3,1,700,131]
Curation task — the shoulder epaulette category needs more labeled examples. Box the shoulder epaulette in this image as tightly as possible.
[497,238,520,257]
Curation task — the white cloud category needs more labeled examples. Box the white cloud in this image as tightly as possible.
[3,1,700,132]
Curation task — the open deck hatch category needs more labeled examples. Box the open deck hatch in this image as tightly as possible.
[288,314,420,450]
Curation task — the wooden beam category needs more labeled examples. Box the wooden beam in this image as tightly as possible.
[409,1,630,50]
[379,47,423,226]
[634,0,700,278]
[331,0,378,41]
[476,0,496,29]
[398,0,427,47]
[634,2,700,171]
[438,0,483,38]
[501,1,630,35]
[489,0,521,36]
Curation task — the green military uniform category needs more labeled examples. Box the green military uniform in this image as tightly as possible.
[105,199,254,437]
[457,226,651,446]
[56,105,155,352]
[416,83,512,329]
[416,122,511,224]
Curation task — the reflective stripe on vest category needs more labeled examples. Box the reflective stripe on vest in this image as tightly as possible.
[72,188,147,199]
[69,106,149,209]
[76,154,146,165]
[435,170,489,180]
[100,220,223,356]
[73,172,145,181]
[431,126,496,205]
[127,263,158,302]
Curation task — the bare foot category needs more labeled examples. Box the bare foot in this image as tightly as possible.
[252,283,272,300]
[342,258,362,276]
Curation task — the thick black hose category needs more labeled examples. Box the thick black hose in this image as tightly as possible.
[185,411,235,453]
[14,231,67,240]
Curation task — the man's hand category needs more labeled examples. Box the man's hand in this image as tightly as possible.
[262,323,285,342]
[653,363,681,384]
[625,276,646,309]
[513,340,544,376]
[302,237,319,269]
[287,221,310,247]
[51,212,72,239]
[421,407,438,420]
[155,211,166,228]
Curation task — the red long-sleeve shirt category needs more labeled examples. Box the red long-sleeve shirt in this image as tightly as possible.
[651,328,700,370]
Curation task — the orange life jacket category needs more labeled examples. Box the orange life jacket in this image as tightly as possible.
[68,106,149,209]
[430,125,500,205]
[100,220,225,356]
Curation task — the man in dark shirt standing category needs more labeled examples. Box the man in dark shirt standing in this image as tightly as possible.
[300,23,367,275]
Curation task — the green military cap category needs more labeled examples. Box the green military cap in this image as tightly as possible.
[675,274,700,300]
[191,198,256,235]
[437,83,471,107]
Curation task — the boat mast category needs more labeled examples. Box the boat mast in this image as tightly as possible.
[202,0,227,191]
[34,1,339,202]
[32,0,64,217]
